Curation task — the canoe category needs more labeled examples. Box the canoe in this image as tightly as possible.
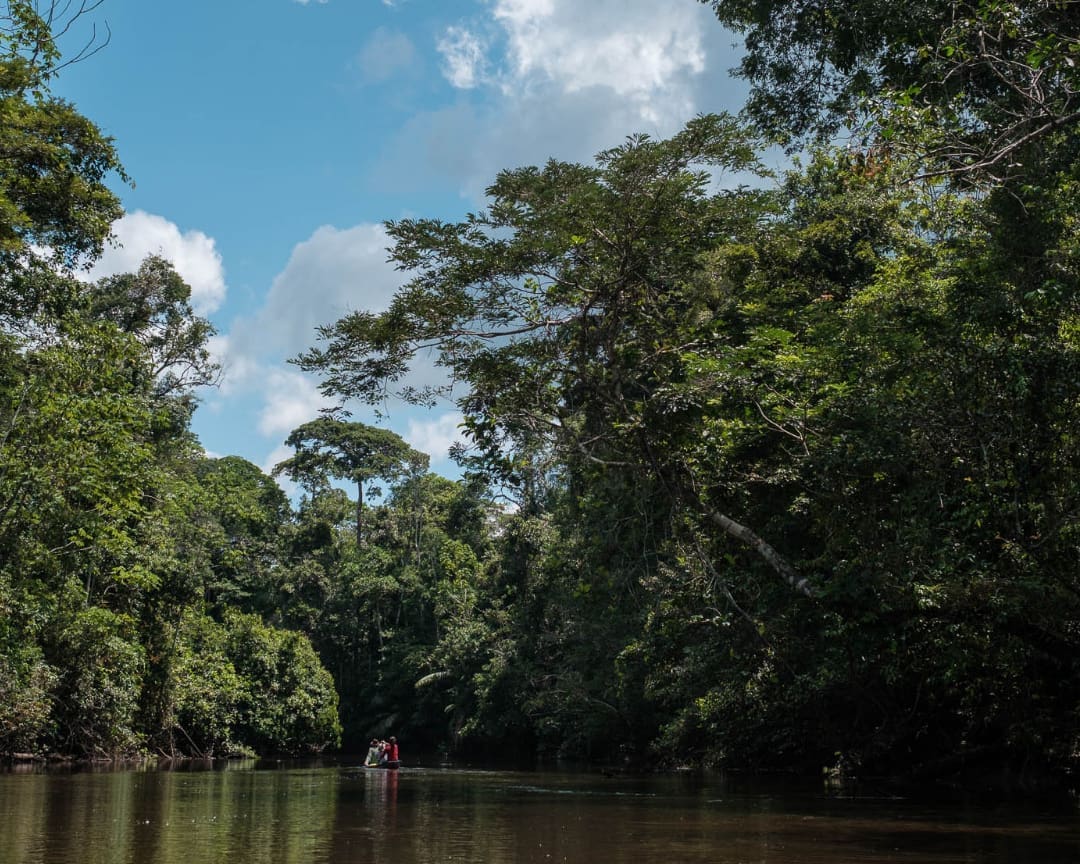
[363,760,401,770]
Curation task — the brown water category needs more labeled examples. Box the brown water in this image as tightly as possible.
[0,760,1077,863]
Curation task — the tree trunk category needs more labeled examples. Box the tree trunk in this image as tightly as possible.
[355,480,365,546]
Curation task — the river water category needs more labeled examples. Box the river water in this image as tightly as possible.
[0,760,1077,863]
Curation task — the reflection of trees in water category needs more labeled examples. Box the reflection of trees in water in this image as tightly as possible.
[0,767,339,864]
[328,768,400,864]
[0,774,48,864]
[369,772,527,864]
[0,772,142,864]
[6,768,1078,863]
[364,767,398,815]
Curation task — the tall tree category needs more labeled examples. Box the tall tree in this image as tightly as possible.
[192,456,290,614]
[292,105,1080,779]
[0,1,345,760]
[295,116,813,595]
[274,418,427,545]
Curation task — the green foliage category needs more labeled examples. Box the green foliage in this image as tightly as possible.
[173,610,341,756]
[51,603,147,757]
[170,612,245,756]
[288,98,1080,784]
[192,455,290,615]
[0,317,166,598]
[702,0,1080,183]
[274,417,428,544]
[0,3,349,763]
[83,255,219,399]
[0,1,125,297]
[0,631,55,753]
[3,0,1079,789]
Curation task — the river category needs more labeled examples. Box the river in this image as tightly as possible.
[0,759,1077,863]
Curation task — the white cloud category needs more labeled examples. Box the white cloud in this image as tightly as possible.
[257,368,336,438]
[261,443,294,476]
[493,0,705,116]
[210,223,427,455]
[260,443,299,496]
[406,411,465,462]
[205,333,265,396]
[438,0,707,124]
[89,210,227,314]
[229,222,398,370]
[437,26,488,89]
[384,0,737,201]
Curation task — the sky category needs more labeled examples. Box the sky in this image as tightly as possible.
[51,0,749,484]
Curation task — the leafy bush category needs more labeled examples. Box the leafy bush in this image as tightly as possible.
[173,609,341,756]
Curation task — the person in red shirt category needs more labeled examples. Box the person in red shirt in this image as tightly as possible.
[388,736,399,762]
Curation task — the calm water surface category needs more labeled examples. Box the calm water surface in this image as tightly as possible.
[0,760,1077,863]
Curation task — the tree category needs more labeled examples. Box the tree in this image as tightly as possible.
[0,2,349,761]
[172,608,341,756]
[192,456,290,614]
[295,115,812,595]
[1,1,125,317]
[292,108,1080,779]
[274,418,428,545]
[701,1,1080,182]
[84,255,219,400]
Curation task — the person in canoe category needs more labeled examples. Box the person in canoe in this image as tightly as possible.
[377,736,400,768]
[365,739,381,767]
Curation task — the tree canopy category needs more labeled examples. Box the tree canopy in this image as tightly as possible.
[703,0,1080,182]
[274,418,428,545]
[0,2,341,760]
[291,40,1080,778]
[2,0,1079,787]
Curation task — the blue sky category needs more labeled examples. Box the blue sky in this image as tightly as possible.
[53,0,748,483]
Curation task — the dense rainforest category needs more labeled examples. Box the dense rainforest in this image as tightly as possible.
[2,0,1079,790]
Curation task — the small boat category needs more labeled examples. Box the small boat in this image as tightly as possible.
[364,760,401,770]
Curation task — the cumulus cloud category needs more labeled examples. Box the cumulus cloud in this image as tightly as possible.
[385,0,737,201]
[225,220,454,410]
[210,223,432,462]
[261,443,294,475]
[260,443,301,498]
[437,0,706,123]
[205,333,264,396]
[406,411,465,463]
[490,0,705,121]
[227,222,398,374]
[89,210,227,314]
[257,368,337,438]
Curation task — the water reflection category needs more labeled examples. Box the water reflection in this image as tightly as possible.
[0,762,1077,864]
[0,764,338,864]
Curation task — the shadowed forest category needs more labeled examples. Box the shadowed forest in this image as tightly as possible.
[2,1,1079,791]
